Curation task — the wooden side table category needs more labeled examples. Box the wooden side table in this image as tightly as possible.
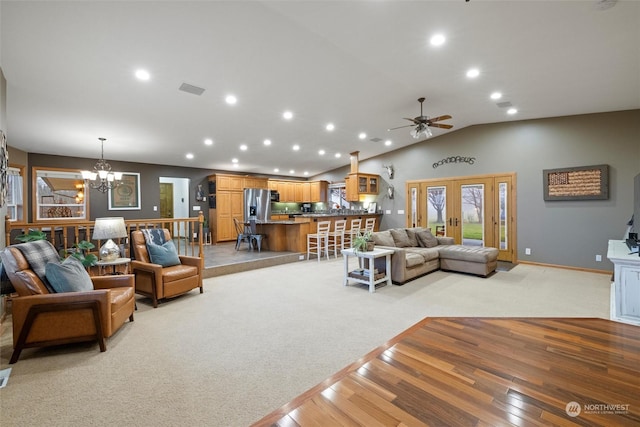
[342,248,393,293]
[96,257,131,275]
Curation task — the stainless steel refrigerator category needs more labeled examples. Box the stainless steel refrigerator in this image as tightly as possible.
[243,188,272,222]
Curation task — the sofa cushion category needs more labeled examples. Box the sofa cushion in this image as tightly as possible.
[404,228,421,247]
[405,252,425,268]
[371,230,395,247]
[45,256,94,293]
[406,247,440,262]
[390,229,412,248]
[147,240,181,267]
[416,229,439,248]
[438,246,499,263]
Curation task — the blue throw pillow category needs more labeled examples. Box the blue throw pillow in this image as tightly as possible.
[147,240,181,267]
[45,256,93,293]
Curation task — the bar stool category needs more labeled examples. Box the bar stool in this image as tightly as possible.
[328,219,347,258]
[307,221,331,261]
[345,218,362,248]
[364,217,376,233]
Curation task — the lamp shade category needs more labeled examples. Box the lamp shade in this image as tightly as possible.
[92,217,127,240]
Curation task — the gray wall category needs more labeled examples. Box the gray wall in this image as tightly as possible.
[314,110,640,271]
[27,153,213,221]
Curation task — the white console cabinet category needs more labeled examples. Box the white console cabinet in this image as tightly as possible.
[607,240,640,326]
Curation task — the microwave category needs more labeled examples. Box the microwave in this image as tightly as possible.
[270,191,280,202]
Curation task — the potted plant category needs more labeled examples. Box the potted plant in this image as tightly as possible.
[352,230,374,252]
[15,229,47,242]
[62,240,99,268]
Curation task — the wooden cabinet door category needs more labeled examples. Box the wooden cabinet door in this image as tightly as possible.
[277,182,288,201]
[268,180,279,191]
[216,175,232,191]
[216,192,233,241]
[345,175,358,201]
[302,182,311,202]
[294,182,304,202]
[285,182,295,202]
[311,181,328,202]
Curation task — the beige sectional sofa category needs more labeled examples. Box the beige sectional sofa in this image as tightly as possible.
[370,227,499,284]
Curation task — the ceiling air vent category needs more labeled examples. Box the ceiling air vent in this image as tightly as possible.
[179,83,206,96]
[496,101,513,108]
[369,137,383,143]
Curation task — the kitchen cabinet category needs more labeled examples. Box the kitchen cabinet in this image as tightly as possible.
[310,181,328,202]
[244,177,268,189]
[345,173,379,201]
[208,173,246,243]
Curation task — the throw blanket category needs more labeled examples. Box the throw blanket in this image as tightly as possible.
[141,229,166,246]
[14,240,60,293]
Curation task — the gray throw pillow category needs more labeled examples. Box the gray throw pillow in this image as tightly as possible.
[390,228,412,248]
[147,240,181,267]
[45,256,93,293]
[405,228,420,247]
[416,230,439,248]
[371,230,395,247]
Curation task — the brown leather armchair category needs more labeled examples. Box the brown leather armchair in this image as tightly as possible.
[130,229,203,308]
[0,242,135,364]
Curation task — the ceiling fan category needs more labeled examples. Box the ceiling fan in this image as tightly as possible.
[388,97,453,139]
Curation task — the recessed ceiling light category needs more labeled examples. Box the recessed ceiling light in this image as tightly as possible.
[304,171,309,176]
[325,123,335,131]
[318,149,325,155]
[263,139,271,146]
[358,132,367,140]
[232,158,238,163]
[185,153,194,159]
[507,108,518,115]
[385,140,392,146]
[240,144,248,151]
[335,153,341,158]
[292,144,300,151]
[135,69,150,81]
[289,169,295,174]
[466,68,480,78]
[490,92,502,100]
[204,138,213,146]
[283,111,293,120]
[225,95,237,105]
[274,168,279,173]
[430,34,446,46]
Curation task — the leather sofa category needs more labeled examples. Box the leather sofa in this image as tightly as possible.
[371,227,499,284]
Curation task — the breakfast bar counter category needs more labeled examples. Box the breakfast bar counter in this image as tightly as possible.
[252,213,382,253]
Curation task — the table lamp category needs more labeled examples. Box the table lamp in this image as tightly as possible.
[92,217,127,262]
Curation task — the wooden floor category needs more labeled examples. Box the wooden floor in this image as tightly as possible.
[252,318,640,427]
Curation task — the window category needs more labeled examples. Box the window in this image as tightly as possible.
[33,168,88,221]
[329,183,351,210]
[6,166,25,222]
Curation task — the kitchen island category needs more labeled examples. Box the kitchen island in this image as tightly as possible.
[252,213,382,253]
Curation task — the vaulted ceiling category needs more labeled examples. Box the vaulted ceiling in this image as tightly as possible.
[2,1,638,177]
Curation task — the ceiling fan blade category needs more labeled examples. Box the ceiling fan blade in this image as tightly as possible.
[428,123,453,129]
[387,124,414,131]
[429,115,452,122]
[403,117,420,124]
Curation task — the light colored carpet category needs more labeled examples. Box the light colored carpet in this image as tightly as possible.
[0,259,611,426]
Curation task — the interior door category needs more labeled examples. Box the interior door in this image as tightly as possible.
[420,181,453,237]
[453,177,495,248]
[159,183,173,218]
[494,175,515,262]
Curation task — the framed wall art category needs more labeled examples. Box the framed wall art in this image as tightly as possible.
[543,164,609,201]
[109,172,141,210]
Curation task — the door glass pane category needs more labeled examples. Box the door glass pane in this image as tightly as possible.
[410,187,418,227]
[427,186,446,236]
[461,184,484,246]
[499,182,508,250]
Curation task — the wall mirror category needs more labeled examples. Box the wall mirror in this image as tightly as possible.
[7,165,26,222]
[33,167,89,222]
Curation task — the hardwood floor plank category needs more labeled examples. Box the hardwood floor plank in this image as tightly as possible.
[252,318,640,427]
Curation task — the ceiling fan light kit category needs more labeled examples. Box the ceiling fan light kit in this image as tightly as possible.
[388,97,452,140]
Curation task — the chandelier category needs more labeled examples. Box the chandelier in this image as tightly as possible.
[410,123,432,139]
[81,138,123,193]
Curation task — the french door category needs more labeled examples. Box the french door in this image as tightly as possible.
[407,173,516,262]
